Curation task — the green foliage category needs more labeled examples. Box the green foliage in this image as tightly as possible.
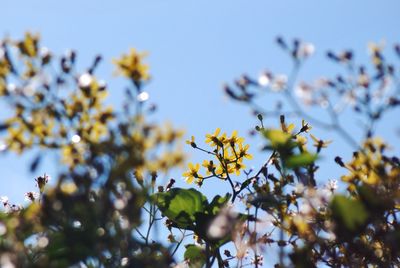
[153,188,235,248]
[184,244,207,268]
[153,188,208,229]
[330,195,368,233]
[208,194,231,215]
[286,152,318,168]
[262,129,293,149]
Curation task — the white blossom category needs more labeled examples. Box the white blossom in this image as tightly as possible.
[271,75,287,91]
[258,72,271,87]
[78,73,93,88]
[207,204,237,239]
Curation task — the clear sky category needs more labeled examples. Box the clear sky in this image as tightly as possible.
[1,1,399,265]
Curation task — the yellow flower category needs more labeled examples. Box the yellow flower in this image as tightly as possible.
[310,134,332,152]
[183,163,202,184]
[113,48,150,84]
[341,137,390,186]
[186,135,197,148]
[162,123,184,144]
[61,144,85,168]
[281,120,295,134]
[219,132,228,144]
[133,167,145,183]
[0,59,11,79]
[238,143,253,160]
[218,146,235,162]
[205,128,223,147]
[300,120,312,133]
[233,161,246,176]
[215,163,234,179]
[228,130,244,146]
[17,32,39,57]
[84,121,108,143]
[6,125,34,154]
[295,135,308,152]
[202,160,216,175]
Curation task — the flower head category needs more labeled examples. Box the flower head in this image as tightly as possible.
[113,48,150,84]
[35,174,50,193]
[310,134,332,153]
[205,128,224,147]
[25,191,39,202]
[0,196,9,207]
[238,143,252,160]
[182,163,202,184]
[228,130,244,147]
[186,135,197,148]
[202,160,216,175]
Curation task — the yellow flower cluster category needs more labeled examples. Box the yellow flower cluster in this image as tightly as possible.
[183,128,252,185]
[1,33,41,95]
[113,48,150,84]
[132,122,185,183]
[0,33,185,180]
[341,137,399,187]
[278,118,331,154]
[16,32,40,58]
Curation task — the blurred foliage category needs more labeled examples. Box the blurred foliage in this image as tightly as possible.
[0,32,183,267]
[0,33,400,268]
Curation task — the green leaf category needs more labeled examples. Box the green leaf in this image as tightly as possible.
[286,152,317,168]
[330,195,368,232]
[262,129,292,148]
[289,246,317,268]
[208,193,231,215]
[153,188,208,229]
[184,244,206,268]
[240,178,252,191]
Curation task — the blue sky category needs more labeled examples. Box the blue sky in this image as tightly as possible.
[1,1,399,265]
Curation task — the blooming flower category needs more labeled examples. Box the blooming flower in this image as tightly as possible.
[182,163,201,184]
[258,72,271,87]
[25,191,39,202]
[0,196,9,207]
[205,128,224,147]
[310,134,332,152]
[271,74,287,91]
[186,135,197,149]
[233,161,246,176]
[78,73,93,88]
[202,160,216,175]
[300,119,312,133]
[113,48,150,84]
[251,255,264,266]
[298,42,315,58]
[228,130,244,146]
[35,174,50,193]
[324,179,338,192]
[238,143,252,160]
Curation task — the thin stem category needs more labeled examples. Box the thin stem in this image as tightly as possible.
[195,146,217,155]
[145,184,156,245]
[254,207,259,268]
[205,242,211,268]
[171,230,186,257]
[279,223,284,267]
[135,228,146,241]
